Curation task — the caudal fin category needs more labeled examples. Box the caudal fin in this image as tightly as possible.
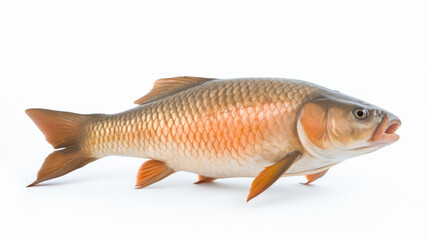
[26,109,99,187]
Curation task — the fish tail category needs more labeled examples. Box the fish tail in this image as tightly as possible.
[26,108,101,187]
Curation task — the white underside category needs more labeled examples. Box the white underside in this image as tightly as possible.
[140,149,344,178]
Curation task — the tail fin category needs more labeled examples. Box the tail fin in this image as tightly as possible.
[26,109,98,187]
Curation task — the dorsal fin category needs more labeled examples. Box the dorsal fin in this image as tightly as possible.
[134,76,216,105]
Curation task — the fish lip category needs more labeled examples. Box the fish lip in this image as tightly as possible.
[370,115,401,145]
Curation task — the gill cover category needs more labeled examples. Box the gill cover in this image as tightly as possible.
[298,100,329,150]
[298,98,355,158]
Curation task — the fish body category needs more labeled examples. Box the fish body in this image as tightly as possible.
[26,77,401,201]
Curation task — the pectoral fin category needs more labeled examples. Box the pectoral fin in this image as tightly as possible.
[194,175,217,184]
[135,160,175,189]
[302,169,329,185]
[247,151,301,202]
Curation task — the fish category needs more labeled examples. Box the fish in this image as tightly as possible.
[25,77,401,201]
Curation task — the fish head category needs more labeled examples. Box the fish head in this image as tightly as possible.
[297,97,401,160]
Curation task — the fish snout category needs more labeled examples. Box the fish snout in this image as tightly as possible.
[370,112,401,145]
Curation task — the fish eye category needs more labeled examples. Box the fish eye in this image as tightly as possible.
[353,107,368,120]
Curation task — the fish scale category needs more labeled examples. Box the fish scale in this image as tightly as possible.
[83,78,319,177]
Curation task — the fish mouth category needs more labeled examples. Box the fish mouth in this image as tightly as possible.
[370,114,401,145]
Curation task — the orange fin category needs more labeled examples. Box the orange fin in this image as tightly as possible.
[27,147,96,187]
[302,169,329,185]
[135,160,175,189]
[247,151,301,202]
[194,175,217,184]
[26,109,100,186]
[134,76,215,105]
[26,108,88,149]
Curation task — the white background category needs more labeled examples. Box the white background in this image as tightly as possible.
[1,0,428,239]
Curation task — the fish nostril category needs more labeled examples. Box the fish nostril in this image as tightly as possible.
[375,110,385,119]
[385,123,400,134]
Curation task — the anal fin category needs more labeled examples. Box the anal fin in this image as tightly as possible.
[301,169,329,185]
[135,160,175,189]
[247,151,301,202]
[194,175,217,184]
